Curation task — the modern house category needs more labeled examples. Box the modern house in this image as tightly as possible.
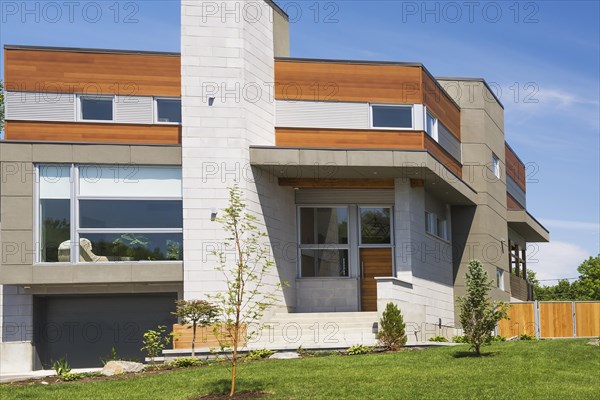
[0,0,548,372]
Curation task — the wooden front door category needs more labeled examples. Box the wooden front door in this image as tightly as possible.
[360,248,393,311]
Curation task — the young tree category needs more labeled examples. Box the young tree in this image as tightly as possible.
[211,185,282,398]
[141,325,172,366]
[457,260,510,355]
[376,302,407,351]
[173,299,219,357]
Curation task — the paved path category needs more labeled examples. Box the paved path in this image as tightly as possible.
[0,368,101,384]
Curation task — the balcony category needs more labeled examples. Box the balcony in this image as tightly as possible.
[510,274,534,301]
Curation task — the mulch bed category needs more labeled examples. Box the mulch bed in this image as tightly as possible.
[3,365,180,387]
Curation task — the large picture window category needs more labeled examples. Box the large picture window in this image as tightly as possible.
[298,207,349,277]
[37,164,183,263]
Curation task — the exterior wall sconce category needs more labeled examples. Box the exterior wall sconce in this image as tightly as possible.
[208,97,215,106]
[211,208,218,221]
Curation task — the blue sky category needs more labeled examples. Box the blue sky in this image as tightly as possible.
[1,1,598,283]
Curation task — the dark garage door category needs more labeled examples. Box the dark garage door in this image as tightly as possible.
[34,293,177,369]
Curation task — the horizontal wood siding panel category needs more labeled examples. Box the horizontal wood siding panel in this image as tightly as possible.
[505,143,526,191]
[115,96,155,124]
[275,61,423,104]
[422,70,461,139]
[507,193,525,210]
[437,122,461,162]
[280,178,395,189]
[5,121,181,145]
[5,49,181,97]
[507,175,527,208]
[423,135,463,178]
[6,91,76,122]
[276,100,370,129]
[296,189,395,204]
[275,128,424,149]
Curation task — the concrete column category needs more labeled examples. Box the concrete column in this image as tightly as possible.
[180,1,296,311]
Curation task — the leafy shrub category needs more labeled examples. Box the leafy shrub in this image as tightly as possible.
[170,357,203,368]
[246,349,275,360]
[377,302,407,351]
[346,345,374,355]
[141,325,174,365]
[52,358,71,377]
[452,335,468,343]
[492,335,507,342]
[59,372,84,382]
[428,336,449,343]
[519,334,537,341]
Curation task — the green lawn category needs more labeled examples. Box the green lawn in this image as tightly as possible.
[2,340,598,399]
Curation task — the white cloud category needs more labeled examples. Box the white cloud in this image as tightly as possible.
[527,241,590,284]
[539,89,600,108]
[541,219,600,231]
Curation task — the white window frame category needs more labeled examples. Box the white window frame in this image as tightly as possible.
[370,104,414,130]
[425,110,439,141]
[77,94,115,123]
[492,153,501,179]
[496,268,505,290]
[154,97,182,125]
[35,164,183,264]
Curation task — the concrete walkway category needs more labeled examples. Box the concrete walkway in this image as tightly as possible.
[0,368,101,384]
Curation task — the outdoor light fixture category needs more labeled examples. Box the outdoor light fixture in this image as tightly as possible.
[211,208,218,221]
[208,97,215,106]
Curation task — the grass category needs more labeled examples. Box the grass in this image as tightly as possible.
[2,340,598,399]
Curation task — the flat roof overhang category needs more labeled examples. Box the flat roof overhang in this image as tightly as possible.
[507,210,550,243]
[250,147,477,206]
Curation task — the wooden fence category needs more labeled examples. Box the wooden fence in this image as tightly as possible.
[498,301,600,339]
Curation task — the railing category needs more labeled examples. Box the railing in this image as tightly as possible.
[510,274,533,301]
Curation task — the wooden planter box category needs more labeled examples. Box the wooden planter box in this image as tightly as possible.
[172,324,247,350]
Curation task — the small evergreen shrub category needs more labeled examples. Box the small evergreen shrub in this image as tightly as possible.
[428,336,449,343]
[492,335,507,342]
[170,357,203,368]
[246,349,276,360]
[346,345,374,355]
[457,260,510,355]
[377,302,407,351]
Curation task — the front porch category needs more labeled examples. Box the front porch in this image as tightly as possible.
[251,147,477,332]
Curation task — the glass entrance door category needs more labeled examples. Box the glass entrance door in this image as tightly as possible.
[359,207,393,311]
